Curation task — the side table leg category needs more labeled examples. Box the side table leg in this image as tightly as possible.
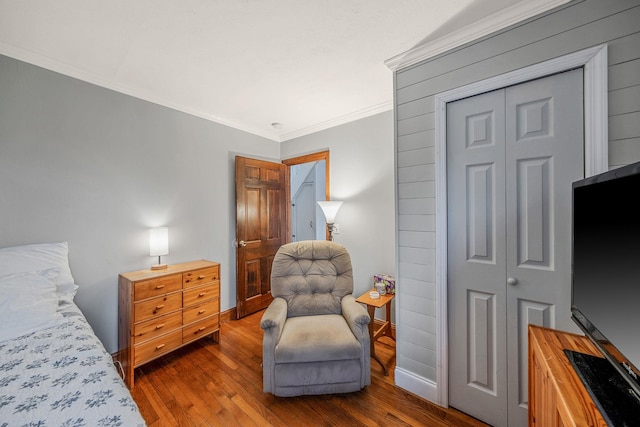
[367,305,389,376]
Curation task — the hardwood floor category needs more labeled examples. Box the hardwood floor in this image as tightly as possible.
[130,311,489,427]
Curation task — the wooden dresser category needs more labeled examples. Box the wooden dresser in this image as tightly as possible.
[118,260,220,388]
[528,325,608,426]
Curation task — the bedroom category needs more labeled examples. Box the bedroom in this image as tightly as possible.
[2,0,640,426]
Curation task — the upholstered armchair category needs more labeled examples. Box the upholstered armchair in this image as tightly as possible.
[260,240,371,397]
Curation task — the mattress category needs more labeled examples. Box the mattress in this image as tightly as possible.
[0,302,146,426]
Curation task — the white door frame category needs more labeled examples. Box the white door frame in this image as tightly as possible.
[433,44,609,407]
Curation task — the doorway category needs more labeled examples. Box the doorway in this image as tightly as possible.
[283,150,330,241]
[290,161,326,241]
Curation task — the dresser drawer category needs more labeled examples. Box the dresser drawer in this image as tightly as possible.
[135,274,182,301]
[134,292,182,323]
[182,315,219,343]
[134,330,182,366]
[183,266,219,288]
[183,299,219,325]
[183,283,219,307]
[133,311,182,345]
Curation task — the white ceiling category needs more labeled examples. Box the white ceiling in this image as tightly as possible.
[0,0,564,142]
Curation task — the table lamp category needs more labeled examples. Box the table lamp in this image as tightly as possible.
[149,227,169,270]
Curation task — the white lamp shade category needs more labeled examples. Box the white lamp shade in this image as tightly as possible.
[149,227,169,256]
[317,201,343,223]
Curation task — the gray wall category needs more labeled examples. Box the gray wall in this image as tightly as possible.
[0,54,280,353]
[281,111,397,320]
[393,0,640,394]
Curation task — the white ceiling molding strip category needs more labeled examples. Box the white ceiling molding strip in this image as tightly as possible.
[385,0,571,72]
[278,100,393,142]
[0,42,282,142]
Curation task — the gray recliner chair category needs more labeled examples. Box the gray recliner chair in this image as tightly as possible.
[260,240,371,397]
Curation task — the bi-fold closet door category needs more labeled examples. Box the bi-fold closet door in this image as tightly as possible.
[447,68,584,427]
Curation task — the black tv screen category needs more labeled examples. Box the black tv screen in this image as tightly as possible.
[572,161,640,399]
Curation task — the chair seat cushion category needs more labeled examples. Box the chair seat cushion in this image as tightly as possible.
[275,314,362,363]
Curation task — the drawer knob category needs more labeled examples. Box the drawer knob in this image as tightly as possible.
[156,344,165,350]
[198,309,206,315]
[155,324,165,330]
[198,292,207,297]
[198,275,206,279]
[197,327,206,332]
[155,284,165,290]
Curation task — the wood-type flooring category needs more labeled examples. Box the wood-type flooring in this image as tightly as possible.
[130,310,489,426]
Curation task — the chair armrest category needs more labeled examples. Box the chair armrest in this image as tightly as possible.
[341,294,370,342]
[260,297,287,393]
[260,297,287,336]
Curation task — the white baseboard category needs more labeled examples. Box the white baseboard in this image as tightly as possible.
[394,366,443,406]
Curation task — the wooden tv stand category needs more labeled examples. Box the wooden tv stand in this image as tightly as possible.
[528,325,608,426]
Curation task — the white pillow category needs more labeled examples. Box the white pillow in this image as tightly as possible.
[0,270,63,343]
[0,242,78,301]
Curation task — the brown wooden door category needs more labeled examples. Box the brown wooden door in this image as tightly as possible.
[235,156,289,319]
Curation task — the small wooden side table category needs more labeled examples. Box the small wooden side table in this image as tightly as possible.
[356,289,396,375]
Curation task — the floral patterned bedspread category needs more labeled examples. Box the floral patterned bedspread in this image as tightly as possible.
[0,304,146,427]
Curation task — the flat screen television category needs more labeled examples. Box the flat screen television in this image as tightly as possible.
[571,160,640,419]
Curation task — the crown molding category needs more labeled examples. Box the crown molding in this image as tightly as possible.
[0,42,283,142]
[385,0,571,72]
[278,100,393,142]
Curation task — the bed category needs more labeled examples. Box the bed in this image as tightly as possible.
[0,242,146,427]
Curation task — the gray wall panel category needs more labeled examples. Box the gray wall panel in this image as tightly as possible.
[609,137,640,167]
[398,198,435,215]
[398,214,434,232]
[397,97,433,121]
[401,277,436,300]
[398,113,433,136]
[608,59,640,91]
[398,230,435,249]
[398,130,433,152]
[610,111,640,141]
[393,0,640,393]
[399,246,434,265]
[397,147,434,168]
[609,85,640,116]
[397,164,435,183]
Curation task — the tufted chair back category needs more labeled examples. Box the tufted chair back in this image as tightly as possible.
[270,240,353,318]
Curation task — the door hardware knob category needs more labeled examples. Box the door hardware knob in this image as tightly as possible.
[507,277,518,286]
[239,240,247,247]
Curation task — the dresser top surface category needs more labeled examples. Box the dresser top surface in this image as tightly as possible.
[119,260,219,282]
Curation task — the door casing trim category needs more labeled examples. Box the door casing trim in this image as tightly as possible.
[432,44,608,407]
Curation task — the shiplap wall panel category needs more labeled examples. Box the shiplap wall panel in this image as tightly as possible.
[401,277,436,300]
[610,138,640,166]
[398,231,435,249]
[399,246,435,266]
[401,312,436,346]
[399,261,434,282]
[609,86,640,116]
[608,32,640,64]
[396,3,640,106]
[397,164,435,184]
[398,130,434,152]
[398,198,434,215]
[395,0,637,91]
[397,147,434,167]
[398,214,434,232]
[393,0,640,392]
[609,59,640,91]
[397,98,433,120]
[610,112,640,142]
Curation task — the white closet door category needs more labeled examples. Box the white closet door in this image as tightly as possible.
[447,68,584,427]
